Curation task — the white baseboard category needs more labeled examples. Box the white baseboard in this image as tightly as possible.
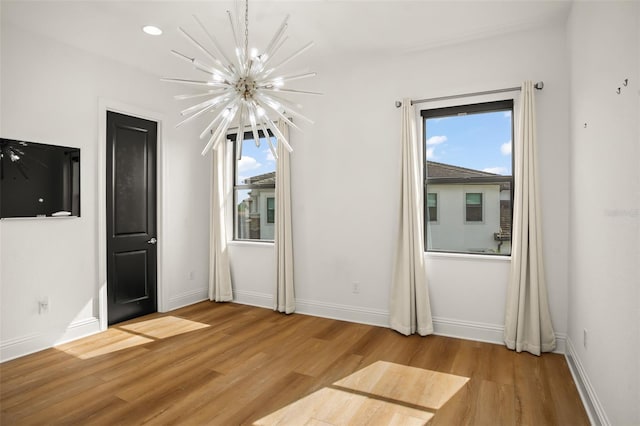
[0,317,101,363]
[565,337,609,426]
[234,289,273,308]
[432,316,505,344]
[55,317,101,346]
[432,316,566,354]
[232,290,567,353]
[233,290,389,327]
[296,298,389,328]
[0,332,45,363]
[165,289,208,312]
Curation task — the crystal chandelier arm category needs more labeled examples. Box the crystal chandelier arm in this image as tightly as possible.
[255,95,299,131]
[258,120,278,161]
[202,102,239,155]
[170,50,233,81]
[176,92,232,128]
[174,91,224,101]
[177,27,232,75]
[267,41,314,73]
[263,116,292,153]
[198,97,240,139]
[227,10,246,73]
[247,104,262,148]
[263,15,289,60]
[227,10,241,55]
[235,103,247,160]
[180,91,230,116]
[161,77,230,88]
[263,87,322,96]
[258,92,314,124]
[192,15,236,72]
[175,101,220,128]
[260,36,288,69]
[259,72,317,88]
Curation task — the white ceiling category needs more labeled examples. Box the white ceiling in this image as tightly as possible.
[1,0,572,77]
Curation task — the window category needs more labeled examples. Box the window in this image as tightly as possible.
[266,197,275,224]
[422,100,513,255]
[465,193,483,222]
[426,193,438,222]
[232,131,277,242]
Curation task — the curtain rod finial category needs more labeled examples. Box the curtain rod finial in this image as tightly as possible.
[395,100,402,108]
[534,81,544,90]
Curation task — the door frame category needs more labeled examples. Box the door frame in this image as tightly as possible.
[98,98,166,331]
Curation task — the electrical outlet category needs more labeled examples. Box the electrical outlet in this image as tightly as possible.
[352,282,360,294]
[38,297,49,314]
[583,329,588,349]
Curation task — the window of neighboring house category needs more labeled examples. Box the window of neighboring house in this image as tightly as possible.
[427,193,438,222]
[422,99,514,255]
[465,192,483,222]
[266,197,275,224]
[231,130,277,242]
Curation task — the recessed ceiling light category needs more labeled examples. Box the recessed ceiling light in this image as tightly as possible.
[142,25,162,36]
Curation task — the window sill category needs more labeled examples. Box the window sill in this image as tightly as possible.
[228,240,274,248]
[425,251,511,262]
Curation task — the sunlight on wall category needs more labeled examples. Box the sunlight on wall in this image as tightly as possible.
[57,316,209,359]
[255,361,469,425]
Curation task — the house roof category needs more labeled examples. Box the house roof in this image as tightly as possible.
[244,172,275,185]
[426,161,500,179]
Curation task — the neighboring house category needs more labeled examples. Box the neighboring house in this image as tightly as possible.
[237,172,276,240]
[426,161,512,254]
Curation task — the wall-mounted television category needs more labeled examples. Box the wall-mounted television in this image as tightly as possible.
[0,138,80,219]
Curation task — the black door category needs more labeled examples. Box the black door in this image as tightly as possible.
[106,111,157,325]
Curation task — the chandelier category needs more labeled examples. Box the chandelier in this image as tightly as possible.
[163,0,319,158]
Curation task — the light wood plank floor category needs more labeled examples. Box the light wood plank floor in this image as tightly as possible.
[1,302,589,425]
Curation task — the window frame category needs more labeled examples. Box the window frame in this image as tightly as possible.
[230,129,276,243]
[421,99,514,256]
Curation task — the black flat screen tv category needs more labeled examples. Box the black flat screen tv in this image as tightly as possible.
[0,138,80,218]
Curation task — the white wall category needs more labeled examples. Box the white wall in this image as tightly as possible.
[232,22,571,347]
[0,23,211,360]
[1,10,573,363]
[566,2,640,425]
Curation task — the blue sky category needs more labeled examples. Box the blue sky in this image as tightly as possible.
[235,136,277,185]
[424,110,512,175]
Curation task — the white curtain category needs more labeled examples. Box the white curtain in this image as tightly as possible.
[209,140,233,302]
[274,121,295,313]
[390,99,434,336]
[504,81,555,355]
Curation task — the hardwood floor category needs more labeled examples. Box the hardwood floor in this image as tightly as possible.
[0,302,589,425]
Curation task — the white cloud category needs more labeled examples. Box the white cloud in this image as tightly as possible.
[237,156,261,172]
[503,111,511,118]
[501,141,512,156]
[430,117,452,123]
[482,166,508,175]
[426,135,447,146]
[426,147,435,159]
[265,148,275,162]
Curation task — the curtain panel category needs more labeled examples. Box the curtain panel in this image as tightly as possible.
[209,140,233,302]
[390,99,434,336]
[504,81,556,355]
[274,121,295,313]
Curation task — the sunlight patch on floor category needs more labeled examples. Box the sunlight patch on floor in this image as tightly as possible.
[119,316,210,339]
[57,316,209,359]
[254,361,469,425]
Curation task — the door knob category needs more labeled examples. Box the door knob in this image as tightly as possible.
[147,237,157,244]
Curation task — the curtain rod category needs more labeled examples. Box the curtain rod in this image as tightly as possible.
[394,81,544,108]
